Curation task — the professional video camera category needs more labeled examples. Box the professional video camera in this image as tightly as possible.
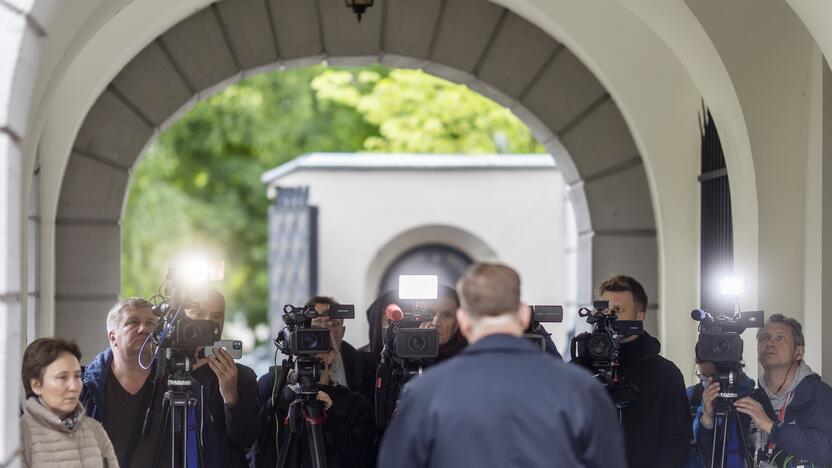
[570,300,643,408]
[691,308,763,468]
[524,305,564,351]
[270,301,355,468]
[140,258,224,468]
[691,309,762,401]
[273,303,356,393]
[376,275,442,429]
[144,258,225,375]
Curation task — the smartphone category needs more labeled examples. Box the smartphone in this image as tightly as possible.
[204,340,243,359]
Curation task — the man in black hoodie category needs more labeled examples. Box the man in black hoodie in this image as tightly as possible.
[597,275,692,468]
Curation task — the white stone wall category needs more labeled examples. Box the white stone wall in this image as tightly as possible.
[267,156,573,351]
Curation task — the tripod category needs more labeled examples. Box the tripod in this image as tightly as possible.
[275,356,329,468]
[708,368,752,468]
[152,355,205,468]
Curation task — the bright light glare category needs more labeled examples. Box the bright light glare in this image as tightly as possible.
[720,277,745,298]
[177,257,211,285]
[398,275,438,300]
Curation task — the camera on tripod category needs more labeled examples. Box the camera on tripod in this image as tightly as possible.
[279,303,355,356]
[691,309,763,365]
[523,305,564,351]
[146,258,225,373]
[570,300,643,408]
[274,302,355,394]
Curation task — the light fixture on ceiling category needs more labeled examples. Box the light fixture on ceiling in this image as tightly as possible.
[345,0,374,23]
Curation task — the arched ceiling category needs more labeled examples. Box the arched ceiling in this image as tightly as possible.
[51,0,658,357]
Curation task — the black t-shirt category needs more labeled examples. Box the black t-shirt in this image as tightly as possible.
[104,371,170,468]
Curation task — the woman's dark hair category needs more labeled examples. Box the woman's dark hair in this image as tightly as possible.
[21,338,82,398]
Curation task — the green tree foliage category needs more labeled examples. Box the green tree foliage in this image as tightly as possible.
[122,65,542,336]
[311,68,542,154]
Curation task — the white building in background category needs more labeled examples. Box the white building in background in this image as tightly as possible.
[261,153,578,351]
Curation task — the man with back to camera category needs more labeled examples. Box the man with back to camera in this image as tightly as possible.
[698,314,832,467]
[587,274,692,468]
[184,287,260,468]
[81,297,223,468]
[378,262,627,468]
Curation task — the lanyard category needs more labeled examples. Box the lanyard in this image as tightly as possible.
[766,391,795,457]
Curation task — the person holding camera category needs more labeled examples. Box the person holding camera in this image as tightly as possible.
[595,275,691,468]
[20,337,119,468]
[685,359,754,468]
[698,314,832,467]
[81,297,223,468]
[253,297,375,468]
[378,263,626,468]
[185,288,260,468]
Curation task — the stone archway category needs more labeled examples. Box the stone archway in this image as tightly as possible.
[52,0,658,360]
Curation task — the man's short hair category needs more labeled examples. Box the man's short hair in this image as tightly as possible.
[758,313,805,348]
[21,338,82,398]
[306,296,338,308]
[456,263,521,318]
[597,275,648,314]
[106,297,152,333]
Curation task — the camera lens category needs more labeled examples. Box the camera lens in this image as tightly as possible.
[712,339,731,356]
[181,322,202,344]
[407,335,427,352]
[588,335,612,359]
[302,333,321,350]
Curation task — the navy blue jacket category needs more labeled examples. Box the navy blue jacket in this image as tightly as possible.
[80,348,222,468]
[688,373,755,468]
[377,334,627,468]
[697,373,832,467]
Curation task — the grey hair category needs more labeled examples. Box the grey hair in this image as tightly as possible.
[757,313,805,348]
[106,297,152,333]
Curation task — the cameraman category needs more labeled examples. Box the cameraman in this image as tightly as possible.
[81,297,222,468]
[594,275,691,468]
[378,263,626,468]
[185,288,260,468]
[685,359,754,468]
[258,296,376,406]
[254,304,375,468]
[698,314,832,466]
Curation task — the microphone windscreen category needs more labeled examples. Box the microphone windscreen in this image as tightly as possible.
[385,303,404,322]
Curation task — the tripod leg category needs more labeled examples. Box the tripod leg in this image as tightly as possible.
[153,396,171,468]
[304,404,328,468]
[709,414,728,468]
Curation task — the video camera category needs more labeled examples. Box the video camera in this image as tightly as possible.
[273,302,355,394]
[144,258,225,379]
[570,300,643,408]
[691,309,763,409]
[571,300,643,367]
[524,305,564,351]
[691,309,763,364]
[376,275,445,429]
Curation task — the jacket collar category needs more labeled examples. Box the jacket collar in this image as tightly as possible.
[24,397,85,433]
[462,333,538,355]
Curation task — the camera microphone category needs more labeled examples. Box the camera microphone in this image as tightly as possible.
[690,309,712,321]
[385,303,404,322]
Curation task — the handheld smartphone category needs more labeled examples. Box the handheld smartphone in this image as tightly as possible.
[204,339,243,359]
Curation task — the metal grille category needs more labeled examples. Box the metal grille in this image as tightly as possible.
[699,109,733,316]
[267,186,318,336]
